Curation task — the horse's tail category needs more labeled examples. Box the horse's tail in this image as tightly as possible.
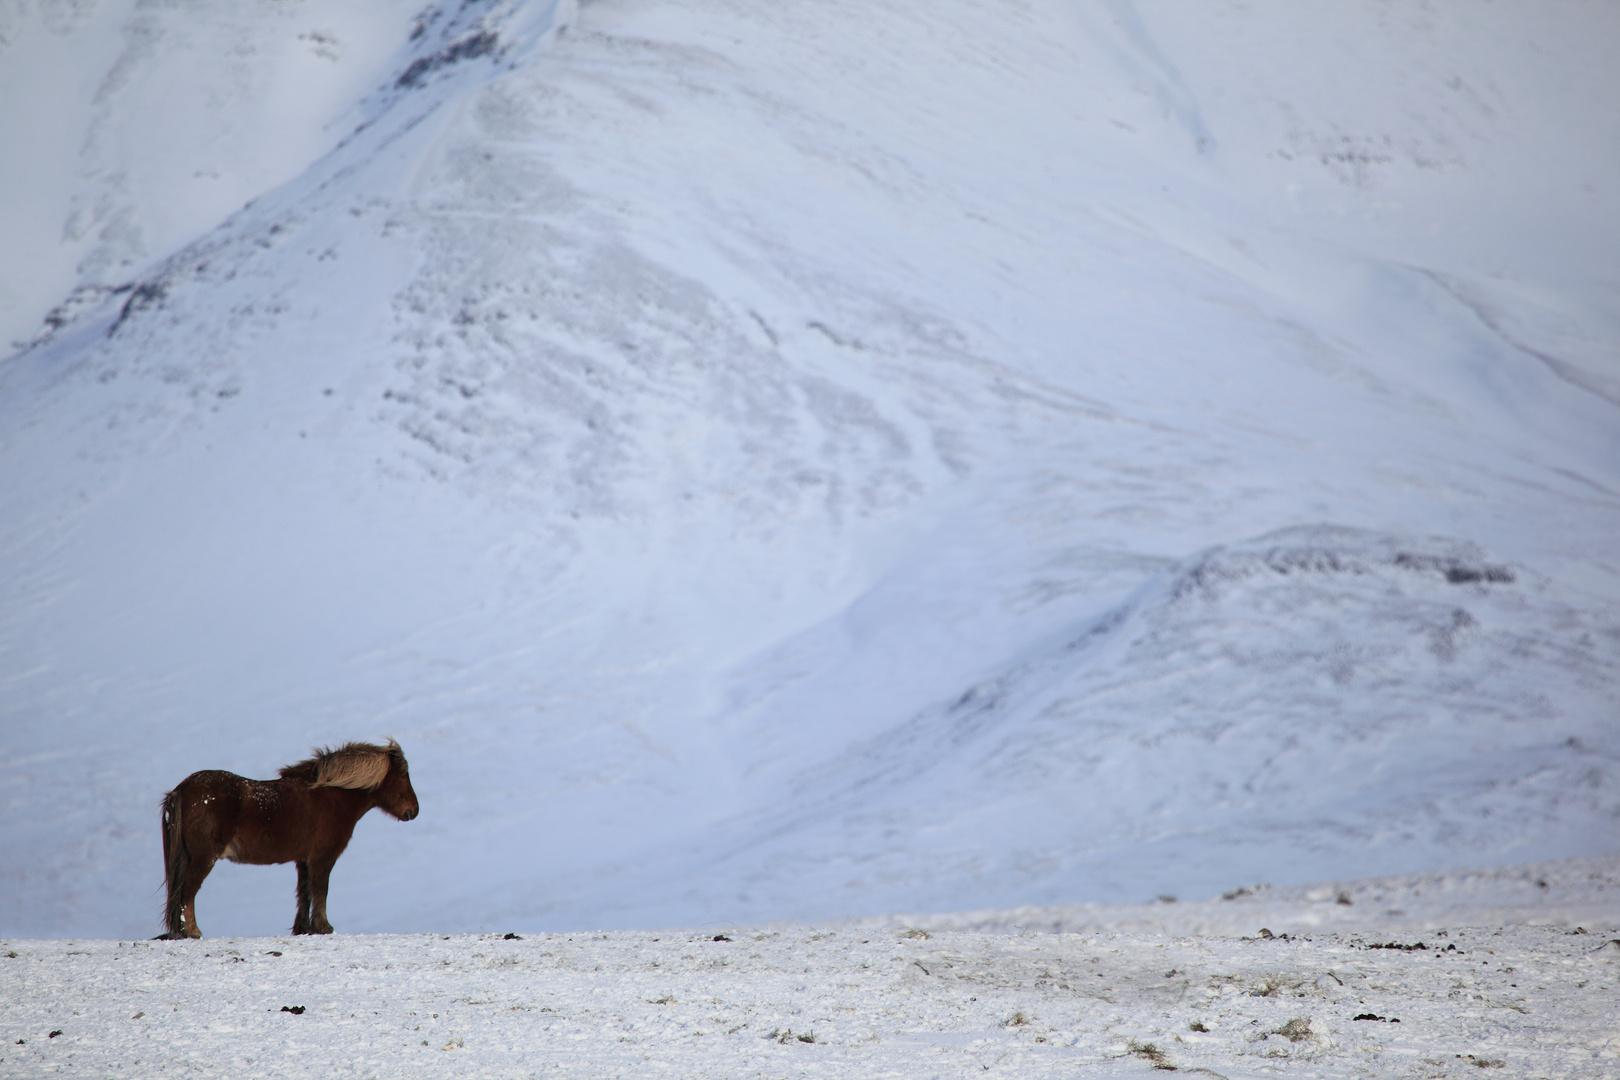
[160,788,188,937]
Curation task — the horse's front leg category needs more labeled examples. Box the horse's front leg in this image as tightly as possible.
[307,858,336,934]
[292,861,314,935]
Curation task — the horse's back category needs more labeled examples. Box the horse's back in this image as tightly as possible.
[174,768,247,788]
[169,769,250,803]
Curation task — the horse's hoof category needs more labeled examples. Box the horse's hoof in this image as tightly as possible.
[152,931,197,941]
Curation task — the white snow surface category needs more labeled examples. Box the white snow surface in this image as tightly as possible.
[3,861,1618,1078]
[0,0,430,351]
[2,0,1619,942]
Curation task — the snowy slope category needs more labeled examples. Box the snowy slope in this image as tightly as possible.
[0,0,434,351]
[1,0,1618,940]
[863,853,1620,940]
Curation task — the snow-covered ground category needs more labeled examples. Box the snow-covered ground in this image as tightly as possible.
[856,853,1620,940]
[4,858,1617,1078]
[2,0,1618,947]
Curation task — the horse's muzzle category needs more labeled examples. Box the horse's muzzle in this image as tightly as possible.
[399,806,419,821]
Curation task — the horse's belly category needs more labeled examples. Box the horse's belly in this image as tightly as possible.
[221,838,246,863]
[221,838,292,865]
[221,822,301,865]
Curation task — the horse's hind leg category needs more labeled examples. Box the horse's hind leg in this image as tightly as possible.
[156,786,217,940]
[174,849,217,939]
[156,853,215,939]
[172,784,227,938]
[292,862,314,935]
[153,771,245,940]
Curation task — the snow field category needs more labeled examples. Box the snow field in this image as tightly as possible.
[4,919,1617,1079]
[2,0,1618,943]
[0,0,429,351]
[856,854,1620,940]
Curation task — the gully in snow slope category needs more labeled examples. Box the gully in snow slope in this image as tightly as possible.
[157,740,419,940]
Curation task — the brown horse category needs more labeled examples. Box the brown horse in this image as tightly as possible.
[157,739,419,939]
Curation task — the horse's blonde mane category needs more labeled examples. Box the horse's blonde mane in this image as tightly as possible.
[280,739,402,791]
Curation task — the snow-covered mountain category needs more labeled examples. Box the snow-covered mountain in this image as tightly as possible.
[2,0,1617,940]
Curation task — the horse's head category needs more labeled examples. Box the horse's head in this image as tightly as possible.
[377,739,420,822]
